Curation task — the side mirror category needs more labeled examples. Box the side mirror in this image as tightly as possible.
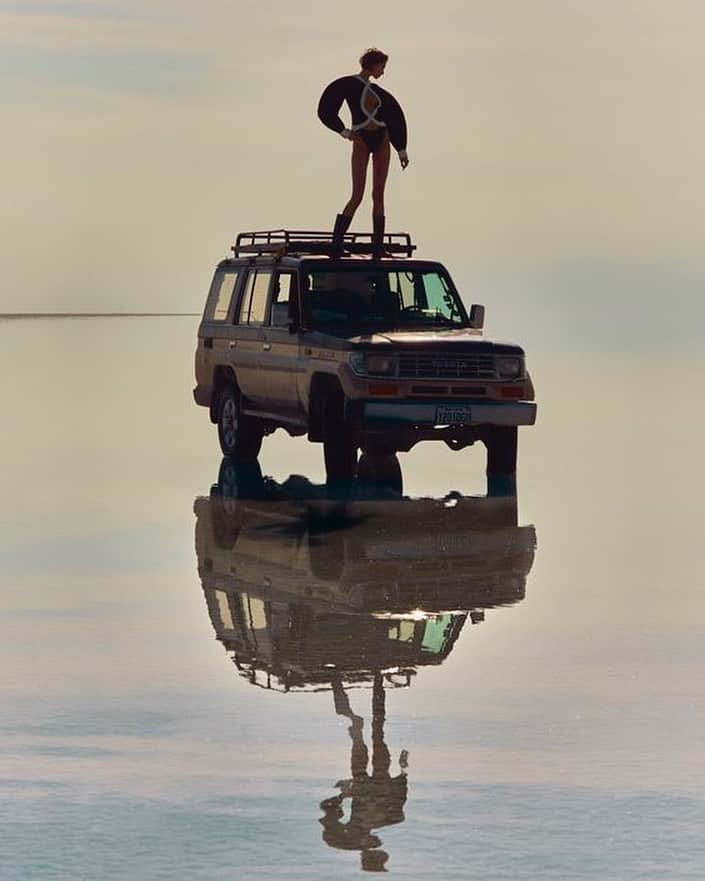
[287,318,299,335]
[469,304,485,330]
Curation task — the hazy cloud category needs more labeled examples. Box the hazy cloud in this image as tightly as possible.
[1,0,704,336]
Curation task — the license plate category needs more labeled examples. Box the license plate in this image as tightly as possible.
[435,405,472,425]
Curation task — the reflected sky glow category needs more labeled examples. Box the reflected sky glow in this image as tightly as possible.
[2,289,705,875]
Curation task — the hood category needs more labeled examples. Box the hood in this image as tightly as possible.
[348,328,524,355]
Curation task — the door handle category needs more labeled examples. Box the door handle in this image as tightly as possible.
[263,343,271,351]
[229,341,236,349]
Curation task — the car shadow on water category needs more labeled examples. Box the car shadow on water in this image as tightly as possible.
[193,457,537,872]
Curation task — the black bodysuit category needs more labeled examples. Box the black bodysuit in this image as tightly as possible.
[317,75,408,155]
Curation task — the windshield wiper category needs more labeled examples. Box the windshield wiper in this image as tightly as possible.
[427,315,456,326]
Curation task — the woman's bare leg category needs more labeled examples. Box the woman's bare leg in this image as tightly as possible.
[370,138,391,254]
[342,138,370,218]
[371,137,391,218]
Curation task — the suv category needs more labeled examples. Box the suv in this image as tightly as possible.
[193,229,537,483]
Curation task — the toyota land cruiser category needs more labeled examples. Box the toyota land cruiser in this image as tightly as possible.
[193,229,537,483]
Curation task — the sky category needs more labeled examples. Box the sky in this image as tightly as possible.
[2,0,704,349]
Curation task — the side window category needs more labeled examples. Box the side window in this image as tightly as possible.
[207,269,240,321]
[238,270,272,326]
[269,273,297,327]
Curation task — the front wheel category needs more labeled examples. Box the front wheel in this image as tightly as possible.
[484,426,518,477]
[322,394,357,484]
[357,453,403,496]
[216,385,263,460]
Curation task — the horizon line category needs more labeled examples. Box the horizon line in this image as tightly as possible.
[0,312,200,319]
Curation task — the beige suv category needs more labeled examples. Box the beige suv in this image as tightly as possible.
[193,229,537,483]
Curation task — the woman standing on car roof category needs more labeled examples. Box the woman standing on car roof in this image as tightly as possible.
[317,48,409,257]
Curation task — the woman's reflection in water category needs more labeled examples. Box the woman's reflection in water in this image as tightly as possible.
[319,674,408,872]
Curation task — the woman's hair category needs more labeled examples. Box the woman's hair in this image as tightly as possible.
[359,48,388,70]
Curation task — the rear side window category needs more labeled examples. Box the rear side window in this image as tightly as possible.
[206,269,241,321]
[239,270,272,326]
[269,273,298,327]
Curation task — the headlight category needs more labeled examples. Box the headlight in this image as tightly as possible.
[496,357,523,379]
[349,353,399,377]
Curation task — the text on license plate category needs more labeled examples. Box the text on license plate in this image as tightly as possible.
[435,405,472,425]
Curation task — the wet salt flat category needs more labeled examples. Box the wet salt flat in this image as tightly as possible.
[2,318,705,880]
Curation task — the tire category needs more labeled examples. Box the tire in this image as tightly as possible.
[216,384,263,460]
[209,492,241,550]
[217,457,264,501]
[357,453,403,496]
[209,458,265,548]
[484,426,518,477]
[322,393,357,484]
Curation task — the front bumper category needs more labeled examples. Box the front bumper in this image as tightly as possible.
[361,399,537,427]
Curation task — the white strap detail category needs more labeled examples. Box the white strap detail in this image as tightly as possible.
[350,75,386,131]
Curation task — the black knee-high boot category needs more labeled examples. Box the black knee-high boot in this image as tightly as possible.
[372,214,386,258]
[331,213,352,256]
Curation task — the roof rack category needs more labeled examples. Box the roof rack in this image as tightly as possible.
[233,659,415,692]
[232,228,416,258]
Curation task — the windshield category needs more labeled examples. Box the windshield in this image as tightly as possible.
[303,266,467,332]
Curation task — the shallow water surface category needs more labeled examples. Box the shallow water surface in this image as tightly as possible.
[2,318,704,879]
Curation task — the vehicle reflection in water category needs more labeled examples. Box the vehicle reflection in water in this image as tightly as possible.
[194,457,537,873]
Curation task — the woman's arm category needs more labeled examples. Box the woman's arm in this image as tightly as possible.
[382,91,409,167]
[317,77,350,136]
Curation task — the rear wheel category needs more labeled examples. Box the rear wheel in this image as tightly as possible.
[209,460,264,549]
[217,457,264,502]
[209,489,241,550]
[216,384,263,460]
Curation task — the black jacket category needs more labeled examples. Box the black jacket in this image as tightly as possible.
[317,75,408,153]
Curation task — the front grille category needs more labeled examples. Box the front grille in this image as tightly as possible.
[398,352,496,380]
